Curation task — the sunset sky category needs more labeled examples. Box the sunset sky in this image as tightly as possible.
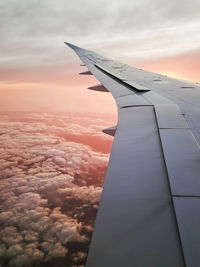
[0,0,200,115]
[0,1,200,266]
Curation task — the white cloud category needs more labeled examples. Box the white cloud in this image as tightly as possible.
[0,112,111,266]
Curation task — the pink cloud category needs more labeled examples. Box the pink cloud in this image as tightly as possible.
[0,112,113,267]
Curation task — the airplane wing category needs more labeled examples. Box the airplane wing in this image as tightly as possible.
[65,42,200,267]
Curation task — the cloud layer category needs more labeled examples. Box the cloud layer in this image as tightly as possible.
[0,112,112,267]
[0,0,200,70]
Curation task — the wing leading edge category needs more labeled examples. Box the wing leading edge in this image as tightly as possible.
[65,42,200,267]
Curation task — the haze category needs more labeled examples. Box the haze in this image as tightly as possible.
[0,0,200,114]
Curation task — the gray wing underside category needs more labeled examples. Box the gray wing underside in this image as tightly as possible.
[65,42,200,267]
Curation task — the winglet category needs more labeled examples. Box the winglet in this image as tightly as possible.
[64,42,87,54]
[64,42,80,50]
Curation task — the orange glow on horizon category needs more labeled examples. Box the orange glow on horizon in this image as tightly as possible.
[0,50,199,115]
[135,50,200,83]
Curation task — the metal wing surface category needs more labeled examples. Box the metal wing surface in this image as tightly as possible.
[65,42,200,267]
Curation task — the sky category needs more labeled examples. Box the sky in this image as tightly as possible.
[0,2,200,266]
[0,0,200,115]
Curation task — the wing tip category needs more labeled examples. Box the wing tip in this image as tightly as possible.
[64,42,83,52]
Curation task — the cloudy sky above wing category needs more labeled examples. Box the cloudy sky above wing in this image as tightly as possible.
[0,0,199,113]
